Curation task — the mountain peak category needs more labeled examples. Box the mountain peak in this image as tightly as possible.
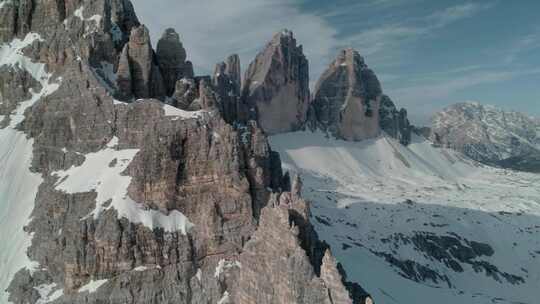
[242,29,310,135]
[431,101,540,172]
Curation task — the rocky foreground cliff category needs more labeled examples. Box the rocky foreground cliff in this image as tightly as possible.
[0,0,375,303]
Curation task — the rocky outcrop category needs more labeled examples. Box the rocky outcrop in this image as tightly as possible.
[212,54,244,124]
[430,102,540,172]
[116,25,166,99]
[233,186,361,304]
[242,30,310,135]
[1,1,367,303]
[379,95,412,145]
[156,28,194,95]
[310,48,411,144]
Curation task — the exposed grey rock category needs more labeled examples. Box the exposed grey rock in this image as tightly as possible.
[115,44,132,99]
[0,1,17,42]
[0,65,42,127]
[156,28,193,95]
[311,48,411,144]
[225,54,241,94]
[379,95,411,145]
[172,77,198,109]
[311,48,381,141]
[242,29,310,135]
[212,54,244,124]
[125,25,165,99]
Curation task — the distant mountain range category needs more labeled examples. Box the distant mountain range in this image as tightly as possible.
[430,102,540,172]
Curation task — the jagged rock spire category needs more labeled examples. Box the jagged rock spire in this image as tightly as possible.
[311,48,411,144]
[225,54,241,93]
[156,28,193,95]
[212,54,244,123]
[115,24,165,99]
[311,48,382,141]
[242,29,310,135]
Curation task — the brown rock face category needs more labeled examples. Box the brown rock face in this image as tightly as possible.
[232,190,357,304]
[311,48,382,141]
[242,30,310,135]
[212,54,244,124]
[156,28,194,95]
[225,54,241,93]
[128,25,164,98]
[311,48,412,144]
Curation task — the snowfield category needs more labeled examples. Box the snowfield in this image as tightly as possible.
[0,33,60,303]
[270,131,540,304]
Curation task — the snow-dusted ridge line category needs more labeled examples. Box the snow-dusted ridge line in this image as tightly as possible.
[53,137,194,234]
[0,32,62,303]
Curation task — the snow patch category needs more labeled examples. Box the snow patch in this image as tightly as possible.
[217,291,230,304]
[34,283,63,304]
[0,32,60,304]
[52,137,194,234]
[74,6,102,25]
[78,279,108,293]
[0,0,13,10]
[162,104,204,120]
[214,259,242,278]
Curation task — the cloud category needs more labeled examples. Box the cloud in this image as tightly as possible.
[386,67,540,123]
[341,3,492,65]
[427,3,492,28]
[130,0,338,79]
[501,31,540,64]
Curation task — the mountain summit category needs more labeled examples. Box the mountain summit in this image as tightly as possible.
[431,102,540,172]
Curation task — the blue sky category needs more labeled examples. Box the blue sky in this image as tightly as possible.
[131,0,540,124]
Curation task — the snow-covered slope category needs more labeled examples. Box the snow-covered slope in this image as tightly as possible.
[270,131,540,304]
[431,102,540,172]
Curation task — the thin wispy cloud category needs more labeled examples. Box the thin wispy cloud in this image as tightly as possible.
[387,67,540,123]
[342,3,492,63]
[131,0,338,78]
[502,31,540,64]
[130,0,540,122]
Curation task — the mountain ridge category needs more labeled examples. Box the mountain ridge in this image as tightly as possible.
[430,101,540,172]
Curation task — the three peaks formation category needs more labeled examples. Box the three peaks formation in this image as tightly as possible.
[0,1,539,304]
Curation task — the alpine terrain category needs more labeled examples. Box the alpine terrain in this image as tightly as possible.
[430,102,540,173]
[0,1,538,304]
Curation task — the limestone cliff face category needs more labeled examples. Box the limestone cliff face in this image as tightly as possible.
[242,30,310,135]
[0,1,367,303]
[311,48,411,144]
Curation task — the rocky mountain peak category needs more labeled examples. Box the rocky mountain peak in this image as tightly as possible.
[430,101,540,172]
[242,29,310,135]
[224,54,241,92]
[156,27,193,95]
[311,48,411,143]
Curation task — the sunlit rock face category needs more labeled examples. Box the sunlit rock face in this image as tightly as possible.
[242,30,310,135]
[311,48,412,144]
